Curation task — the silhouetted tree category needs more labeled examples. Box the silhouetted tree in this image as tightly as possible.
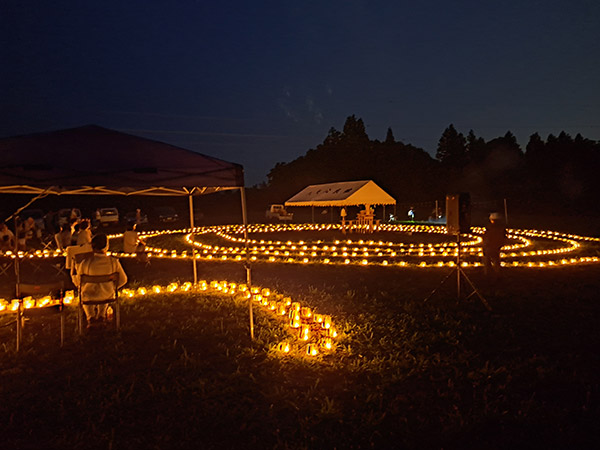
[384,127,395,145]
[263,116,600,216]
[342,115,369,142]
[323,127,343,146]
[525,133,544,159]
[436,124,466,167]
[465,129,487,164]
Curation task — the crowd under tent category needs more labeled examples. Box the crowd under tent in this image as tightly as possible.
[0,125,256,337]
[285,180,396,222]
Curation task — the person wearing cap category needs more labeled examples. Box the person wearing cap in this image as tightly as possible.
[71,233,127,327]
[483,212,506,281]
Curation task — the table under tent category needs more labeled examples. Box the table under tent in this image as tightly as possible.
[0,125,256,337]
[285,180,396,232]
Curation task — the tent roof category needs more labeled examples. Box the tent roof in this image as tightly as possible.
[285,180,396,207]
[0,125,244,196]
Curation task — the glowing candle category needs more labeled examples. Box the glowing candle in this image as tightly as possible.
[277,342,290,353]
[298,324,310,341]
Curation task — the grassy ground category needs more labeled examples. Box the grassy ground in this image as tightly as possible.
[1,239,600,449]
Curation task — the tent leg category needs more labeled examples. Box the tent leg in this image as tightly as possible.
[188,194,197,285]
[240,187,254,339]
[15,217,20,295]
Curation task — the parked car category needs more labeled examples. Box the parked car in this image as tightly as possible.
[98,207,119,227]
[154,206,179,223]
[265,204,293,222]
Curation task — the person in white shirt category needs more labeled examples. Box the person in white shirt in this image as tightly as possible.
[76,219,92,245]
[71,234,127,326]
[122,223,147,263]
[122,223,144,253]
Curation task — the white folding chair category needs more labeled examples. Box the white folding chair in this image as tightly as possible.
[77,272,121,335]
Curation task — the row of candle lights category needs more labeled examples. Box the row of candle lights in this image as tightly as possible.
[152,224,597,268]
[1,223,596,268]
[0,280,338,357]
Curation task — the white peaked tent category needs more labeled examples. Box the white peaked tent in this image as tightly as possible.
[285,180,396,207]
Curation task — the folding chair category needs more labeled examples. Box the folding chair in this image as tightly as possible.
[41,233,55,251]
[49,257,67,276]
[0,259,11,277]
[17,255,42,274]
[77,272,121,335]
[16,281,65,352]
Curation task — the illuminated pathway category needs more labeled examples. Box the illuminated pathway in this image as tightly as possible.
[2,223,598,357]
[143,223,600,269]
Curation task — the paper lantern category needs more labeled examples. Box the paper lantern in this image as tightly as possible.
[306,344,318,356]
[277,342,290,353]
[319,337,333,350]
[298,324,310,341]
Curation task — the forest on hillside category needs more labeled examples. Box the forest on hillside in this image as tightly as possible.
[259,115,600,216]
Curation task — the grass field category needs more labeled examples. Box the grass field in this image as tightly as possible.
[1,229,599,449]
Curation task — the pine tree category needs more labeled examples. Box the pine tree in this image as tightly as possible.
[465,129,486,164]
[342,115,369,141]
[384,127,395,145]
[436,124,466,167]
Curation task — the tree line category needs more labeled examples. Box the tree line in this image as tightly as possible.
[259,116,600,215]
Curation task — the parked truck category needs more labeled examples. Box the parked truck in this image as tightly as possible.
[265,204,293,222]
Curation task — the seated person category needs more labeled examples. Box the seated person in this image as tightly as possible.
[0,223,15,251]
[122,223,145,253]
[55,224,72,251]
[76,219,92,245]
[16,231,27,252]
[71,234,127,326]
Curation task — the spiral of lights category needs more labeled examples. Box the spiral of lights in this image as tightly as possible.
[137,223,598,268]
[2,223,599,357]
[0,279,336,357]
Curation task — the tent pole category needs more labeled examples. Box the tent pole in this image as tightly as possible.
[188,194,197,285]
[240,187,254,339]
[14,216,20,296]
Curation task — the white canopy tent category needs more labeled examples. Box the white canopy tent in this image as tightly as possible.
[285,180,395,207]
[285,180,396,223]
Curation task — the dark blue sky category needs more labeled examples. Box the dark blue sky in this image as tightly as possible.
[2,0,599,185]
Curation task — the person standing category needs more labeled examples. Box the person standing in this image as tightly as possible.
[483,212,506,281]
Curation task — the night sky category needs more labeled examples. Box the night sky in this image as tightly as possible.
[2,0,599,185]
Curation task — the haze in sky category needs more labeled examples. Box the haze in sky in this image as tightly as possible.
[2,0,599,185]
